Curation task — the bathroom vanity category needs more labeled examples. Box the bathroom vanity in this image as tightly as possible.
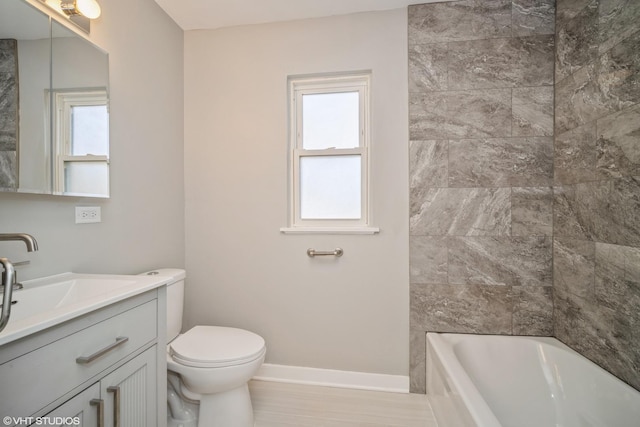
[0,273,169,427]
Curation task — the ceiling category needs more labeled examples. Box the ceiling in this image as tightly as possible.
[153,0,428,31]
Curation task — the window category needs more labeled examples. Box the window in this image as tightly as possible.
[281,73,378,234]
[52,89,109,196]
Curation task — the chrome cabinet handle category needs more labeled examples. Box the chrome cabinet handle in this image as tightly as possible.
[108,386,121,427]
[90,398,104,427]
[76,337,129,364]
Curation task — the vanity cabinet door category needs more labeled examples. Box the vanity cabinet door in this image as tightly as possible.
[101,346,157,427]
[41,383,100,426]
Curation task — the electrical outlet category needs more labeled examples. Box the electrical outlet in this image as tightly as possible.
[75,206,101,224]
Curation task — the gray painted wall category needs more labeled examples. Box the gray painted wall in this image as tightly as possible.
[183,10,410,377]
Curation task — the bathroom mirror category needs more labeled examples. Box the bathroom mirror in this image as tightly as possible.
[0,0,110,197]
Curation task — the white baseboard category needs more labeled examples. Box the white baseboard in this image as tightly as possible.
[253,363,409,393]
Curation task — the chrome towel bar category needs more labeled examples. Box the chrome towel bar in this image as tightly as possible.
[307,248,343,257]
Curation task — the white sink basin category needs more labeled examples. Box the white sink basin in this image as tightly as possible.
[2,277,136,322]
[0,272,169,346]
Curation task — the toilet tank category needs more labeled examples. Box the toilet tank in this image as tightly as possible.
[141,268,186,342]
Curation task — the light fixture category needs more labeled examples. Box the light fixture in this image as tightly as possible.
[60,0,101,19]
[39,0,101,33]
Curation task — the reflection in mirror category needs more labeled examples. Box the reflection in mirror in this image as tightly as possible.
[0,0,50,193]
[51,20,109,197]
[0,0,109,197]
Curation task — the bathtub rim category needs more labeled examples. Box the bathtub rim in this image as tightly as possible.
[426,332,640,427]
[427,332,502,427]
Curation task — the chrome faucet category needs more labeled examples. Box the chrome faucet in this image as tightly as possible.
[0,233,39,252]
[1,260,29,291]
[0,233,39,332]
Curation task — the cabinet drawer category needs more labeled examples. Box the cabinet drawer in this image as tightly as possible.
[0,300,157,419]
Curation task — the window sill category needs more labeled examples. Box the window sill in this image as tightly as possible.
[280,226,380,235]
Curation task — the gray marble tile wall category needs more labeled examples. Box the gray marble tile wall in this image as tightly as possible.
[553,0,640,390]
[0,39,18,190]
[408,0,555,393]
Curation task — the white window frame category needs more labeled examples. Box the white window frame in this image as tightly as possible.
[281,72,379,234]
[52,89,109,195]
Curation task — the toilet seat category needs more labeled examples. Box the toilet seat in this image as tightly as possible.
[170,325,266,368]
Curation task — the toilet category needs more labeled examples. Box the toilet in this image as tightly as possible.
[146,269,266,427]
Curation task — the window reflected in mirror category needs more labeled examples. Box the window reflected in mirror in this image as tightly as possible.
[52,89,109,196]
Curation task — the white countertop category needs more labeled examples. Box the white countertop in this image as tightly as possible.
[0,272,170,346]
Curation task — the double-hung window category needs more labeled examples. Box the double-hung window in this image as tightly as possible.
[282,73,378,234]
[52,89,109,196]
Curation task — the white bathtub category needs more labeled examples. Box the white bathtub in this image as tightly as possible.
[426,333,640,427]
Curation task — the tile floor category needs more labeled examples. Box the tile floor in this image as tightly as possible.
[250,380,439,426]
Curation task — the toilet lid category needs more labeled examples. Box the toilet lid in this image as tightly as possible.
[170,325,265,368]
